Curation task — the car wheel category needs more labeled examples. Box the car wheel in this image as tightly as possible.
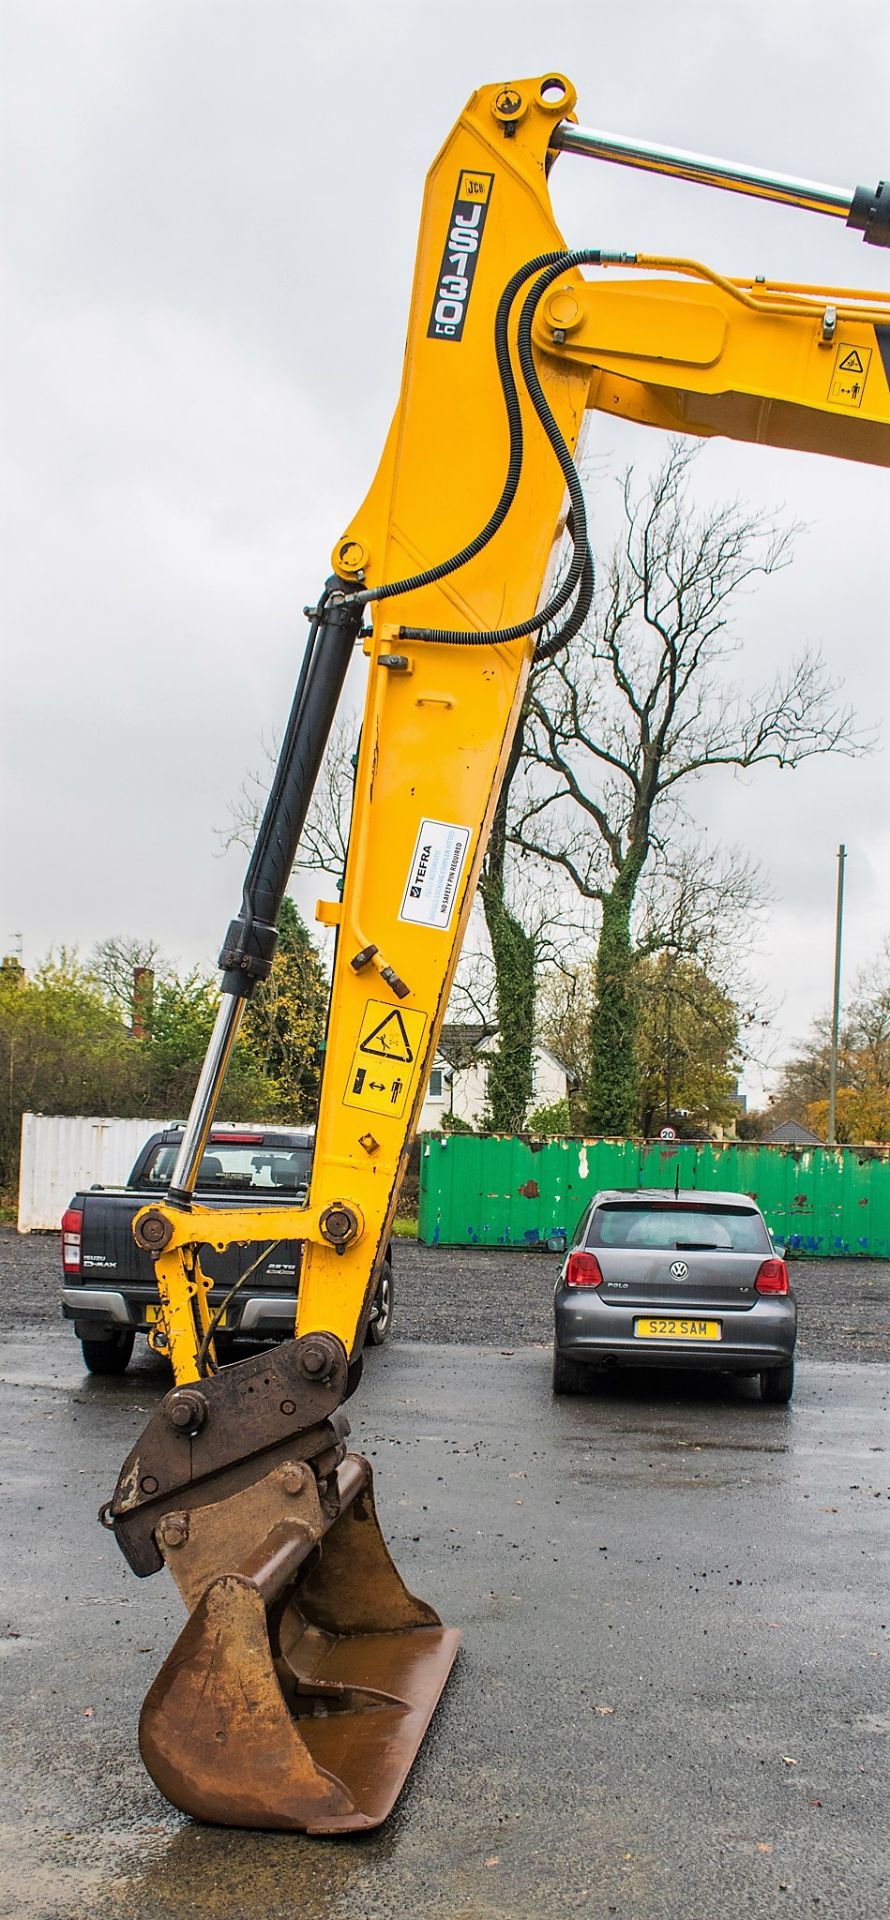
[552,1344,590,1395]
[80,1330,135,1376]
[760,1358,794,1405]
[365,1261,394,1347]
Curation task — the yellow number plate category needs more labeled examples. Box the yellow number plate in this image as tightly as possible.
[634,1317,721,1340]
[145,1303,228,1329]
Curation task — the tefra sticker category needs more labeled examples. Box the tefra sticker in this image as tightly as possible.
[400,819,471,930]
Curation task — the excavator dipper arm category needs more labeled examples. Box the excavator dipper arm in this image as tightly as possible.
[104,72,889,1831]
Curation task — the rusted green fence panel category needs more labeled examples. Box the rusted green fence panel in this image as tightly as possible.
[417,1134,890,1256]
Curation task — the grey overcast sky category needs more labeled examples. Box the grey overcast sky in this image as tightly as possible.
[2,0,888,1101]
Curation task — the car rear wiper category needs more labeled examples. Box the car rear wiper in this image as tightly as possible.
[674,1241,721,1251]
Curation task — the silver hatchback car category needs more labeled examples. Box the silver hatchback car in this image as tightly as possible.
[552,1188,797,1403]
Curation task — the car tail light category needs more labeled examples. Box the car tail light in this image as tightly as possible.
[565,1250,604,1288]
[61,1208,83,1275]
[755,1257,789,1295]
[208,1132,263,1145]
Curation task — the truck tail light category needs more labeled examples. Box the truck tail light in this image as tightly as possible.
[755,1257,789,1295]
[565,1250,604,1288]
[61,1208,83,1275]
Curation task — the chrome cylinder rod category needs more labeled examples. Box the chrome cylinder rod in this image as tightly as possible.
[166,992,245,1204]
[550,122,854,220]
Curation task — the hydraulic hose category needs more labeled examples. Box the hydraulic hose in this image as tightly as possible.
[344,249,610,653]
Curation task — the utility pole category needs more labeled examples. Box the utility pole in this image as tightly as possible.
[664,956,673,1131]
[827,844,846,1147]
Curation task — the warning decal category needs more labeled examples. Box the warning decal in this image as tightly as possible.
[828,342,871,408]
[344,999,428,1119]
[360,1009,416,1062]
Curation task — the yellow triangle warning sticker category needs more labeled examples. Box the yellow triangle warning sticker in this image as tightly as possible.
[344,999,429,1119]
[829,342,871,407]
[360,1008,416,1061]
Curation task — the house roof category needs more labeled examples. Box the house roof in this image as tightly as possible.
[761,1119,824,1146]
[435,1023,573,1080]
[437,1023,494,1068]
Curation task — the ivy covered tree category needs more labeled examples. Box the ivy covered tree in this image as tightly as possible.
[478,721,536,1132]
[514,444,863,1134]
[538,951,744,1138]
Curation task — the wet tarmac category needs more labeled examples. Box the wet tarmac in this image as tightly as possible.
[1,1328,887,1919]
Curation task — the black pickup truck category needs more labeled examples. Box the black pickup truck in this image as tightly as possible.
[60,1124,393,1374]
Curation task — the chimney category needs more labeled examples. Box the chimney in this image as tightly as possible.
[131,966,155,1040]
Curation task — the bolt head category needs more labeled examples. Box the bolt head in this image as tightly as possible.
[157,1512,189,1549]
[164,1388,208,1433]
[278,1463,309,1497]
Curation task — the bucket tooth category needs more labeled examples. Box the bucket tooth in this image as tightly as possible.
[138,1454,459,1833]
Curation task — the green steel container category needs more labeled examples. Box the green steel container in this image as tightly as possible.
[417,1134,890,1257]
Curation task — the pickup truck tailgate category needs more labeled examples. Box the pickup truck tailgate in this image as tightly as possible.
[79,1191,303,1290]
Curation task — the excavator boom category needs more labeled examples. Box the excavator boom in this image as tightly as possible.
[102,71,889,1832]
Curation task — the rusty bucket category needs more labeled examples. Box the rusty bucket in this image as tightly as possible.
[138,1453,459,1832]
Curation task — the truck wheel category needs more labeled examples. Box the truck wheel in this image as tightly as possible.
[80,1330,135,1375]
[365,1262,394,1347]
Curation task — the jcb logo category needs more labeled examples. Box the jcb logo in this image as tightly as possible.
[460,172,492,203]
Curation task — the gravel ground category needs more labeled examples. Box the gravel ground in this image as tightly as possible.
[3,1223,889,1363]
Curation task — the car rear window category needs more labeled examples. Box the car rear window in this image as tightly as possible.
[588,1203,771,1254]
[142,1141,312,1196]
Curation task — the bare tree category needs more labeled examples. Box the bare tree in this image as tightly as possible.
[513,442,867,1134]
[89,936,162,1026]
[772,938,890,1139]
[225,713,358,882]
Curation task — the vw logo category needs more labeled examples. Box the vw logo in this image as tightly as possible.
[669,1260,688,1278]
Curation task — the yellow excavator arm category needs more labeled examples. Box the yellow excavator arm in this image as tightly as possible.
[104,72,889,1833]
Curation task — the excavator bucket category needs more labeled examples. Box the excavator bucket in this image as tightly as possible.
[138,1453,459,1832]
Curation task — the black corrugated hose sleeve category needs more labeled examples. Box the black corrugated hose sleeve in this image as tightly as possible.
[353,249,573,609]
[397,252,601,645]
[535,541,595,661]
[371,249,604,650]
